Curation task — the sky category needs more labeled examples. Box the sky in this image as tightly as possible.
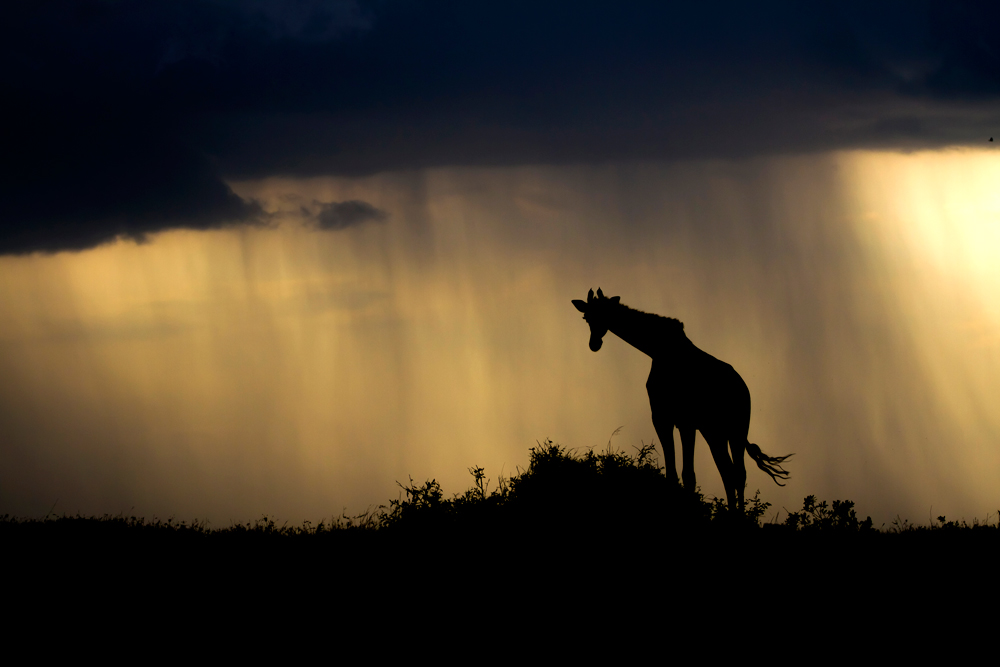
[2,1,999,526]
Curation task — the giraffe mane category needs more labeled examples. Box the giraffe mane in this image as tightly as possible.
[613,302,687,340]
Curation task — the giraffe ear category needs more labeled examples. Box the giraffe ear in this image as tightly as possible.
[610,296,620,304]
[572,300,587,313]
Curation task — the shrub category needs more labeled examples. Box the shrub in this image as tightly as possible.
[783,495,874,533]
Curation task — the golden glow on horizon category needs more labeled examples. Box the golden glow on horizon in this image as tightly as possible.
[1,149,998,524]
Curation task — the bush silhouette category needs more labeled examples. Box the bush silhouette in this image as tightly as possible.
[379,440,718,538]
[782,495,874,533]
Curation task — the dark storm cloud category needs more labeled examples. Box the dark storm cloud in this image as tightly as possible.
[0,0,370,254]
[313,200,389,230]
[0,122,264,254]
[3,1,1000,253]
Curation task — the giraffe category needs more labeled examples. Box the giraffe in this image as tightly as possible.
[572,288,791,511]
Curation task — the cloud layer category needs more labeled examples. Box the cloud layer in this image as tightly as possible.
[3,1,999,253]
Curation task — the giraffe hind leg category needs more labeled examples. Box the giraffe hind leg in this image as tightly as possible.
[730,438,746,511]
[704,433,737,510]
[679,427,696,490]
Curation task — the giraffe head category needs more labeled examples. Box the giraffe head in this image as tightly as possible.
[572,287,620,352]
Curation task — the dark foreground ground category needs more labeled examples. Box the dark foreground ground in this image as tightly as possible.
[5,443,996,643]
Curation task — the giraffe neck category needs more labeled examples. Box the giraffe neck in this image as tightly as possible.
[607,304,686,359]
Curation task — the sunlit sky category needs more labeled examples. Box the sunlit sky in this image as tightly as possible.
[3,3,999,526]
[2,150,998,525]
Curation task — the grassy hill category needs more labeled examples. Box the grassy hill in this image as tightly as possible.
[5,440,996,564]
[4,441,995,639]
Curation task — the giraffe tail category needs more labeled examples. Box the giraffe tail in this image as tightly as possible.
[746,443,792,486]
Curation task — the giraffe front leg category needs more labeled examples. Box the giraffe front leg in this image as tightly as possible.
[651,415,677,483]
[679,427,696,490]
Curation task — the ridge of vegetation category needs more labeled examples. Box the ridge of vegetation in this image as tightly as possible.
[3,440,997,541]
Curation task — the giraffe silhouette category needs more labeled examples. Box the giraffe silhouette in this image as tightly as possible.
[572,288,791,511]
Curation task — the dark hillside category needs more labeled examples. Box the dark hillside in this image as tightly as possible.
[4,441,996,635]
